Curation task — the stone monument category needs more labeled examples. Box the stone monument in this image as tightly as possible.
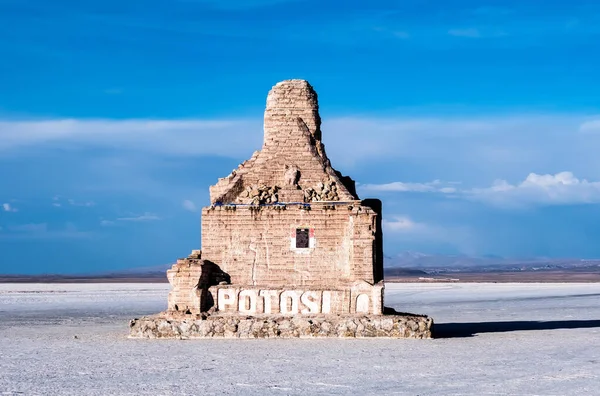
[129,79,433,338]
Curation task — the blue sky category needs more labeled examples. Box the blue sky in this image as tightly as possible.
[1,0,600,274]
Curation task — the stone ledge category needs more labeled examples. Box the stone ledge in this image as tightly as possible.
[128,313,433,339]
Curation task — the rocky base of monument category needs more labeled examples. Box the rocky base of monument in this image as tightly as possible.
[128,312,433,339]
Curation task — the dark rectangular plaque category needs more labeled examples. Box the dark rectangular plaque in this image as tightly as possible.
[296,228,310,249]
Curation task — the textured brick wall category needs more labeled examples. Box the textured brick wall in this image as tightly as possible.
[201,202,380,288]
[209,80,358,205]
[165,79,386,317]
[264,79,321,147]
[166,252,203,314]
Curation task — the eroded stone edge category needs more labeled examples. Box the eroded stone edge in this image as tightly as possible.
[128,314,433,339]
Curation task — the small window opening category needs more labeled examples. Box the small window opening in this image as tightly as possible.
[296,228,310,249]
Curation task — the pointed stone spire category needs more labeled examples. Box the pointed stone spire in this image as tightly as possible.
[263,79,322,147]
[209,79,358,204]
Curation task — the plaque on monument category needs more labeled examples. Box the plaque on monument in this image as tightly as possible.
[129,79,433,338]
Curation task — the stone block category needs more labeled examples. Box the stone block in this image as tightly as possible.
[129,314,433,339]
[130,79,432,339]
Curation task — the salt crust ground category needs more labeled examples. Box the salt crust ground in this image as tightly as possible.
[1,283,599,395]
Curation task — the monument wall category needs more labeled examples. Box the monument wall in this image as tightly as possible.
[201,204,380,287]
[129,79,433,339]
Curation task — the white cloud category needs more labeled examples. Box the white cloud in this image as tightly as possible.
[3,114,600,204]
[367,171,600,207]
[320,114,590,175]
[468,171,600,206]
[52,196,62,207]
[0,223,90,239]
[182,199,197,212]
[50,196,94,208]
[67,199,95,207]
[439,187,458,193]
[383,215,476,254]
[362,181,436,193]
[447,28,507,39]
[383,216,426,232]
[0,118,262,158]
[360,180,458,193]
[1,114,597,181]
[100,213,160,225]
[2,203,17,212]
[116,212,161,222]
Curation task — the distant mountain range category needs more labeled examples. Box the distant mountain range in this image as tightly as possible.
[2,252,600,282]
[384,251,600,274]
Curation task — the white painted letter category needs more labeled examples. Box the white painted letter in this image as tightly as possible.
[280,290,300,315]
[259,290,278,314]
[301,291,320,314]
[238,290,258,314]
[322,291,331,314]
[356,294,370,313]
[217,288,236,312]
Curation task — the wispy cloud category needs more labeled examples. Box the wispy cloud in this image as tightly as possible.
[383,216,427,232]
[468,171,600,207]
[50,196,95,208]
[363,171,600,208]
[116,212,161,222]
[448,28,508,38]
[383,215,476,254]
[1,114,593,171]
[182,199,197,212]
[9,223,47,232]
[4,114,600,209]
[321,114,600,181]
[360,180,458,193]
[0,222,91,240]
[2,203,17,212]
[100,212,160,225]
[67,199,95,207]
[0,118,262,158]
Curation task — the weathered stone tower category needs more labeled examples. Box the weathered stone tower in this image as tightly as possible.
[129,80,432,338]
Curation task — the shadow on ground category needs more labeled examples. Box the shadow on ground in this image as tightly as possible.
[434,320,600,338]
